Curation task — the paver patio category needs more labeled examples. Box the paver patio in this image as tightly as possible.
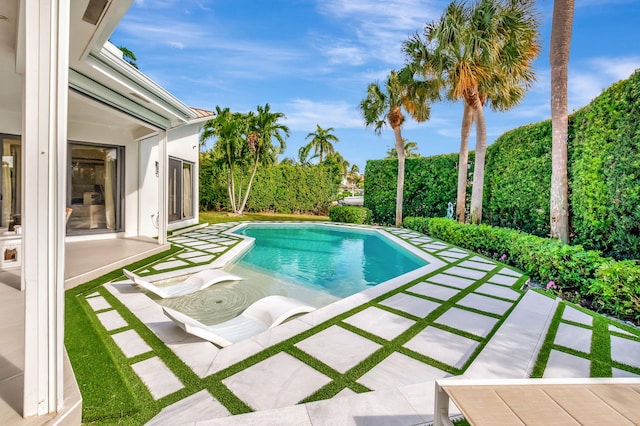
[74,222,640,425]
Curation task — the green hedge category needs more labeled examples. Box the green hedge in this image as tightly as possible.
[404,217,640,324]
[329,206,372,224]
[199,160,341,215]
[364,154,466,225]
[367,70,640,259]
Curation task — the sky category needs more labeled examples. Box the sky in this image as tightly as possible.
[111,0,640,171]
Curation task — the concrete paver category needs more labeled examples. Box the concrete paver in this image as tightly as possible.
[612,368,640,378]
[131,356,184,399]
[357,352,448,390]
[611,335,640,369]
[222,352,331,410]
[475,283,520,301]
[146,390,230,425]
[343,306,415,341]
[96,310,127,331]
[609,324,637,337]
[457,293,513,316]
[436,307,499,338]
[378,292,440,318]
[85,295,111,311]
[407,282,460,301]
[445,266,486,280]
[543,350,591,378]
[458,260,497,271]
[487,273,520,286]
[111,329,152,358]
[554,323,592,354]
[426,273,475,289]
[295,325,381,373]
[404,326,479,369]
[562,306,593,326]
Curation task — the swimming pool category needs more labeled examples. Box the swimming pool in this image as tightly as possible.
[158,223,431,325]
[231,224,427,298]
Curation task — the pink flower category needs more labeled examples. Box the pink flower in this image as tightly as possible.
[499,254,507,261]
[546,281,557,290]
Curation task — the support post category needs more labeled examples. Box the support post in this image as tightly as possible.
[157,131,168,244]
[21,0,70,416]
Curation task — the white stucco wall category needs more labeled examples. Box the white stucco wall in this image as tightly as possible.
[137,123,201,238]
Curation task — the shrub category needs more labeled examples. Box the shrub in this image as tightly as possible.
[403,217,640,324]
[589,260,640,324]
[329,206,372,225]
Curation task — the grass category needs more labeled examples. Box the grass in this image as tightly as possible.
[198,210,329,224]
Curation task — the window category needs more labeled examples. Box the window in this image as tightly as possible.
[67,143,123,234]
[168,158,194,222]
[0,135,21,231]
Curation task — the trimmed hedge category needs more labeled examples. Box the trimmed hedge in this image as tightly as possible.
[404,217,640,324]
[199,160,341,215]
[367,70,640,259]
[364,154,467,225]
[329,206,372,224]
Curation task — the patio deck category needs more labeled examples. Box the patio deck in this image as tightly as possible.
[0,237,169,425]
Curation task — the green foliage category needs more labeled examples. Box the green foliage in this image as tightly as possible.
[329,206,372,224]
[589,260,640,323]
[404,217,640,324]
[483,122,552,236]
[199,152,230,211]
[244,163,340,215]
[364,154,465,225]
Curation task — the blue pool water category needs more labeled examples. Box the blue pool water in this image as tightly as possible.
[232,224,427,298]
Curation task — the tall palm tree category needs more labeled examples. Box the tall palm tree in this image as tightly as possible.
[386,139,421,159]
[360,69,435,227]
[549,0,574,243]
[404,0,540,224]
[305,125,339,162]
[200,106,246,212]
[238,103,289,214]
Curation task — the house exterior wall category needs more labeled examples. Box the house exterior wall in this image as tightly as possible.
[137,123,200,238]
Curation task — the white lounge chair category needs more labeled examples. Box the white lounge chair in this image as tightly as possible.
[162,295,316,347]
[123,268,242,299]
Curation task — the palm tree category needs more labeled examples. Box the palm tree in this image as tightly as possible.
[404,0,540,224]
[386,139,421,159]
[200,106,246,212]
[305,125,339,162]
[297,144,318,166]
[237,103,289,214]
[117,46,138,69]
[360,69,435,227]
[549,0,574,243]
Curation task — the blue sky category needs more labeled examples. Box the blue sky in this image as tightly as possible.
[111,0,640,171]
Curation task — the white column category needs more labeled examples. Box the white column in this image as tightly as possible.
[22,0,69,416]
[158,131,168,244]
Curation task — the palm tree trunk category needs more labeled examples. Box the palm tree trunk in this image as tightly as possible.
[550,0,574,244]
[456,103,474,222]
[238,153,260,214]
[470,105,487,224]
[394,126,405,227]
[228,163,237,213]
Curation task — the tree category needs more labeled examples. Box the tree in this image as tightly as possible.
[360,69,435,227]
[117,46,138,69]
[386,139,421,159]
[200,104,289,214]
[238,103,289,214]
[200,106,246,213]
[404,0,540,224]
[549,0,574,243]
[305,125,339,162]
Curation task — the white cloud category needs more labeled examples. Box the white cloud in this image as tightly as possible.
[280,99,364,131]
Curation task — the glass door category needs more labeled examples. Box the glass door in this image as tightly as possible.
[67,143,123,235]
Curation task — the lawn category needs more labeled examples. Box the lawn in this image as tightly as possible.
[198,210,329,224]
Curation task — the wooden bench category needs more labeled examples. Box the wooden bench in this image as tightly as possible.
[434,377,640,425]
